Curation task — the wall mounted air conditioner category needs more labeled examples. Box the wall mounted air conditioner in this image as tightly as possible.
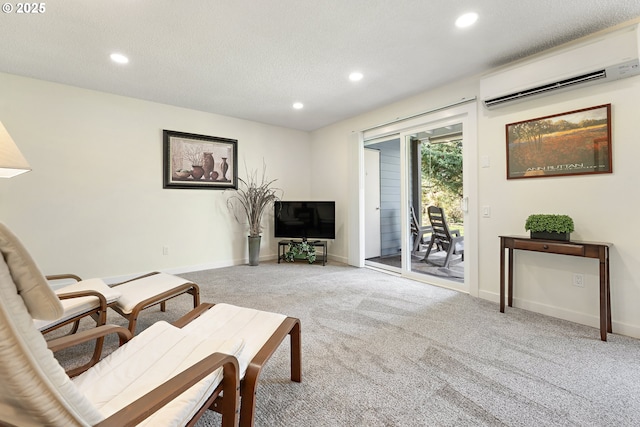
[480,24,640,109]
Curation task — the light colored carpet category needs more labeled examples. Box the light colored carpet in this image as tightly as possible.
[55,261,640,426]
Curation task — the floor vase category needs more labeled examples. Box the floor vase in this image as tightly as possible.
[248,236,261,266]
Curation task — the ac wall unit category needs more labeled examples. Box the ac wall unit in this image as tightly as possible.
[480,24,640,109]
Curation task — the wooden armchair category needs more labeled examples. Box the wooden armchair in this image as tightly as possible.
[35,272,201,377]
[1,221,302,427]
[0,222,241,427]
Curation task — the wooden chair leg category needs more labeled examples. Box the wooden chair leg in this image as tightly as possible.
[238,317,302,427]
[191,288,200,307]
[127,313,139,335]
[290,321,302,383]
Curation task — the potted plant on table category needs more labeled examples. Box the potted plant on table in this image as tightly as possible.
[525,214,575,241]
[227,163,282,266]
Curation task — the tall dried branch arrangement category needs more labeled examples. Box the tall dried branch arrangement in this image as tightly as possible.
[227,163,282,237]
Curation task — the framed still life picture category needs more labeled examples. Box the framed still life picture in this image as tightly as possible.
[506,104,612,179]
[163,130,238,189]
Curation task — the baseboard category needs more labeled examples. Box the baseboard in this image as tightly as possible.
[98,250,346,286]
[102,253,281,285]
[478,289,640,339]
[328,253,348,264]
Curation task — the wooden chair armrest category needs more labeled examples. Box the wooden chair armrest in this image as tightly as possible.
[111,271,160,287]
[56,290,108,309]
[95,352,240,427]
[46,273,83,282]
[47,324,133,353]
[172,303,215,328]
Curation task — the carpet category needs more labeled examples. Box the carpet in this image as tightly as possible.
[55,261,640,426]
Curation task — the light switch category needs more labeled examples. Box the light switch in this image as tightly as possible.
[482,206,491,218]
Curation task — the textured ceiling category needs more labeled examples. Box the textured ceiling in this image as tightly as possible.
[1,1,640,131]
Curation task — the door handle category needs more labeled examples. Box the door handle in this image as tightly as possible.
[461,197,469,213]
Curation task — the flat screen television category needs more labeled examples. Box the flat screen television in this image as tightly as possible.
[274,201,335,240]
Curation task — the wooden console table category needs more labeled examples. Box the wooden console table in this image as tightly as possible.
[499,235,612,341]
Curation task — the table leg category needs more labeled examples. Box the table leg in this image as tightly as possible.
[323,242,327,266]
[508,248,514,308]
[500,239,505,313]
[599,247,608,341]
[606,247,612,333]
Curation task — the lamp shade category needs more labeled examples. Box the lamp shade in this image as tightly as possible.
[0,121,31,178]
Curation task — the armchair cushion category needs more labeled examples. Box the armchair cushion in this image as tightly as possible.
[33,278,122,331]
[73,320,244,426]
[115,272,195,315]
[55,278,122,304]
[0,222,62,321]
[0,247,104,427]
[182,303,286,377]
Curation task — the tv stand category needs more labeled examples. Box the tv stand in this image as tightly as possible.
[278,239,327,266]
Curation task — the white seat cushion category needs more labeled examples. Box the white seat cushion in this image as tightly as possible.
[33,278,122,332]
[73,321,244,427]
[182,303,287,377]
[55,278,122,305]
[114,273,194,314]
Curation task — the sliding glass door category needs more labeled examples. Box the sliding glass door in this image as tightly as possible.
[360,101,478,295]
[404,124,465,285]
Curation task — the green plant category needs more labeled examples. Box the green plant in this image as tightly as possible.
[524,214,575,234]
[421,139,463,223]
[284,241,316,264]
[227,162,282,237]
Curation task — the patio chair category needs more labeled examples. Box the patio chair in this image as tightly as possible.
[422,205,464,268]
[411,206,432,254]
[0,222,241,427]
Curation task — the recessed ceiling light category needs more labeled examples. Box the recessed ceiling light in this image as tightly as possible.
[455,12,478,28]
[293,102,304,110]
[110,53,129,64]
[349,72,363,82]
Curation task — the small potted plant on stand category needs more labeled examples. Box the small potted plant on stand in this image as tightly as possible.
[227,163,282,266]
[525,214,575,241]
[284,241,317,264]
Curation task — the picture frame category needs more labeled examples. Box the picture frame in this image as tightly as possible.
[506,104,612,179]
[163,130,238,189]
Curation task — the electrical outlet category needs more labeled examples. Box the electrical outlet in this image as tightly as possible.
[162,245,169,256]
[572,273,584,287]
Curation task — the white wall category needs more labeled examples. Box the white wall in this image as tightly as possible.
[311,66,640,339]
[2,30,638,339]
[0,73,311,280]
[479,78,640,338]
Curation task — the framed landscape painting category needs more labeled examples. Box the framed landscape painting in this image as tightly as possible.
[163,130,238,189]
[506,104,612,179]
